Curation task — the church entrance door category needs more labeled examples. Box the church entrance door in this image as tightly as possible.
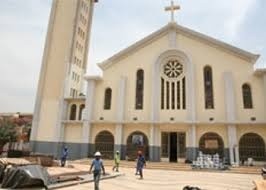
[162,132,186,162]
[170,133,177,162]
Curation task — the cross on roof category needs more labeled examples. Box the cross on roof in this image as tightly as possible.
[165,0,181,23]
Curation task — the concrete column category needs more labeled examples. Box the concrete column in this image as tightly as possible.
[149,125,160,162]
[115,124,124,159]
[227,125,238,165]
[187,125,197,161]
[224,72,238,165]
[234,145,240,166]
[81,79,96,157]
[149,125,155,161]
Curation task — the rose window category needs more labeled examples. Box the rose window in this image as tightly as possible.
[163,60,183,78]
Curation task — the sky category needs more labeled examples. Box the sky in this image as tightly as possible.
[0,0,265,113]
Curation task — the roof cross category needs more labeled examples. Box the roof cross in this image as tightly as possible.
[165,0,181,23]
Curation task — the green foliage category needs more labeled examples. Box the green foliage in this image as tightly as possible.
[0,118,18,146]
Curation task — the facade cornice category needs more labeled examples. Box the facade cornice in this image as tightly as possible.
[64,97,86,102]
[84,75,102,81]
[98,22,259,70]
[87,120,266,125]
[254,68,266,76]
[62,120,83,124]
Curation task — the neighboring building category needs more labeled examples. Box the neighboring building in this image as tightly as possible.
[0,113,32,151]
[31,1,266,164]
[30,0,97,158]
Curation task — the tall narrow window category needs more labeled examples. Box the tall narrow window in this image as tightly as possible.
[242,83,253,109]
[161,78,165,109]
[166,81,170,110]
[182,77,186,109]
[70,104,77,120]
[176,81,180,109]
[171,82,175,109]
[135,69,144,109]
[204,66,214,109]
[104,88,112,110]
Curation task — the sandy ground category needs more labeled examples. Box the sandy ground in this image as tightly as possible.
[59,166,262,190]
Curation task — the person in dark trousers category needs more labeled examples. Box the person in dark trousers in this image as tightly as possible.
[60,146,68,167]
[136,150,146,179]
[112,151,120,172]
[89,151,106,190]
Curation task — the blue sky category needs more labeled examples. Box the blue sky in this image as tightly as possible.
[0,0,265,113]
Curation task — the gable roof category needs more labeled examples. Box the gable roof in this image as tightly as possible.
[98,22,260,70]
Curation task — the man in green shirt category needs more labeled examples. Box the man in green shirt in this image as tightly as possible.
[112,151,120,172]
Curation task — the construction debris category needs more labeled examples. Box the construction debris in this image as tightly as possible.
[1,165,51,189]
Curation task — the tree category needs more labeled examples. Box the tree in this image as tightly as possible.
[0,118,18,151]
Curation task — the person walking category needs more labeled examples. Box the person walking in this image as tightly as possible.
[136,150,146,179]
[89,151,106,190]
[112,150,120,172]
[60,146,68,167]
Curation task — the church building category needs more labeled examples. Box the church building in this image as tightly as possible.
[31,0,266,164]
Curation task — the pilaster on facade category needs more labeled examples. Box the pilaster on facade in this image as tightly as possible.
[254,68,266,120]
[84,76,101,121]
[186,58,196,122]
[224,72,236,122]
[82,76,100,141]
[116,76,127,122]
[224,71,239,164]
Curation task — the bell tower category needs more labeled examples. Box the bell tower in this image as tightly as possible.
[30,0,98,157]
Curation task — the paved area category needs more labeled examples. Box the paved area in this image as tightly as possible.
[59,167,262,190]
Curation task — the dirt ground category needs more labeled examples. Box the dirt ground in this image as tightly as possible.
[59,166,262,190]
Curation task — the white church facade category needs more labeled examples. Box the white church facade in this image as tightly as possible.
[31,0,266,164]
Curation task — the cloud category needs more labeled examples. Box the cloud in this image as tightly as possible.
[223,0,257,40]
[0,0,52,112]
[0,0,264,113]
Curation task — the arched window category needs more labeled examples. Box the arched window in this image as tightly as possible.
[239,133,265,161]
[199,132,224,156]
[242,83,253,109]
[161,59,185,110]
[126,131,149,160]
[78,104,85,120]
[135,69,144,109]
[204,66,214,109]
[69,104,77,120]
[104,88,112,110]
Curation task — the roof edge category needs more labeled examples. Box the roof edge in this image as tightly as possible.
[98,22,260,70]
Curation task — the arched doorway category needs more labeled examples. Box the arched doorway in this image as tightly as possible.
[199,132,224,156]
[239,133,265,161]
[95,131,114,159]
[126,131,149,160]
